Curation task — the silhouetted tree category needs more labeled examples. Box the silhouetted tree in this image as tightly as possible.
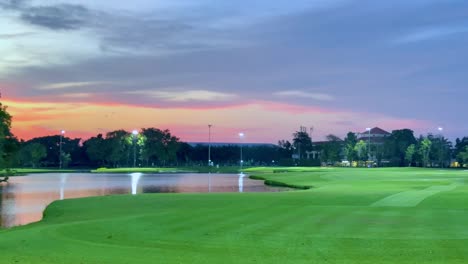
[321,134,343,164]
[354,140,367,164]
[454,137,468,167]
[105,130,131,167]
[292,130,312,159]
[405,144,416,167]
[26,136,81,167]
[427,134,451,168]
[19,143,47,168]
[457,146,468,166]
[344,132,358,163]
[139,128,181,166]
[384,129,417,166]
[419,137,432,167]
[278,140,293,160]
[83,134,108,167]
[0,102,18,179]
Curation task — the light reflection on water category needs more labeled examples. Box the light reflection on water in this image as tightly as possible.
[0,173,287,228]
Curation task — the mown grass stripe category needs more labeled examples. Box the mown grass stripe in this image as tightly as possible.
[371,184,459,207]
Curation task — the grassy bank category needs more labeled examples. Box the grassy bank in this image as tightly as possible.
[91,167,192,173]
[2,166,244,176]
[1,168,80,176]
[92,166,244,174]
[2,167,468,263]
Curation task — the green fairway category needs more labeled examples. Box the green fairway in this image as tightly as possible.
[2,167,468,263]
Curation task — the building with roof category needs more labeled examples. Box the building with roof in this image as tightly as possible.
[357,127,391,145]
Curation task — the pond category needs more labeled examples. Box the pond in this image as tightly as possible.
[0,173,288,228]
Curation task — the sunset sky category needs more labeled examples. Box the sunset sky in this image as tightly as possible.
[1,0,467,143]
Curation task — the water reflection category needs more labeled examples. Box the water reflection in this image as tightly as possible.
[0,173,288,228]
[60,174,67,200]
[238,173,245,193]
[131,173,142,195]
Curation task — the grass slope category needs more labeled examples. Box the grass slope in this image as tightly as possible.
[2,167,468,263]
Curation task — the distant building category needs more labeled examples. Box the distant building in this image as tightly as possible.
[307,141,329,159]
[357,127,390,145]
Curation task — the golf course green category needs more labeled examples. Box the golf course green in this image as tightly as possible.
[1,167,468,263]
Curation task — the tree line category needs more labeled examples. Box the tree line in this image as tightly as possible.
[279,128,468,167]
[7,129,286,169]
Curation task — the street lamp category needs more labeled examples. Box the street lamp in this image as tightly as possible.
[366,127,371,162]
[208,124,212,166]
[59,130,65,169]
[437,127,445,167]
[239,132,245,172]
[132,130,139,168]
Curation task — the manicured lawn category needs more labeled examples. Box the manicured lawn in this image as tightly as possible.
[1,167,468,263]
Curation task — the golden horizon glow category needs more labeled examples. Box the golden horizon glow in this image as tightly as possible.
[4,98,431,143]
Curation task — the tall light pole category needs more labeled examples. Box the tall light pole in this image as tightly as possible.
[438,127,443,136]
[239,132,245,172]
[437,127,444,167]
[208,124,212,166]
[366,127,371,162]
[132,130,139,168]
[59,130,65,169]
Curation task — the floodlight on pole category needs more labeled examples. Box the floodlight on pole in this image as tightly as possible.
[132,130,139,168]
[239,132,245,172]
[208,125,212,166]
[59,130,65,169]
[436,127,444,139]
[436,127,445,167]
[366,128,371,163]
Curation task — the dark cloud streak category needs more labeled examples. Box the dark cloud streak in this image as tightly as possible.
[3,0,228,53]
[1,0,93,30]
[20,4,92,30]
[0,0,29,9]
[0,32,35,39]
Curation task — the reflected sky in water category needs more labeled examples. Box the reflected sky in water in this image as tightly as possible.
[0,173,287,228]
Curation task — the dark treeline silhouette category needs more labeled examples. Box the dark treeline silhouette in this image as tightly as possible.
[3,127,468,169]
[280,128,468,168]
[12,128,287,168]
[0,102,18,175]
[5,127,468,169]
